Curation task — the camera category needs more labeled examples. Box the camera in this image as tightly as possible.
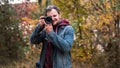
[41,16,53,24]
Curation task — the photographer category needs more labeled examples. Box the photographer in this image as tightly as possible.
[30,5,74,68]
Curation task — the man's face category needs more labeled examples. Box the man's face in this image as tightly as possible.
[46,9,61,25]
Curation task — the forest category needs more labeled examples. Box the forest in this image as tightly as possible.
[0,0,120,68]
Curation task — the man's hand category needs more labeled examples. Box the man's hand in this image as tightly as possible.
[45,24,53,33]
[39,16,46,26]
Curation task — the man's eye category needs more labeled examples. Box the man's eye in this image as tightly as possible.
[53,15,56,17]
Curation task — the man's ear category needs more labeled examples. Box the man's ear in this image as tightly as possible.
[59,15,61,18]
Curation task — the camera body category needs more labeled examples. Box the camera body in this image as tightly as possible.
[41,16,53,24]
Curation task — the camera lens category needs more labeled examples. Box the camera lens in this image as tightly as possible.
[45,16,53,24]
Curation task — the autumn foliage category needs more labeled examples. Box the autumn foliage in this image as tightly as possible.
[53,0,120,68]
[0,0,120,68]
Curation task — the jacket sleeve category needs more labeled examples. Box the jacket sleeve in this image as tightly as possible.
[30,24,46,44]
[46,26,74,53]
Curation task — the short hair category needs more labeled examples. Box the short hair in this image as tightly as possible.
[45,5,60,16]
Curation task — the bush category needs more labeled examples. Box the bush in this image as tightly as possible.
[0,2,26,65]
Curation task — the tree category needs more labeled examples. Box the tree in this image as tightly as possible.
[38,0,51,6]
[0,0,25,65]
[52,0,120,68]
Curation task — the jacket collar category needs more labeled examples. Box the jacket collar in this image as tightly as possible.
[53,18,70,32]
[53,18,70,28]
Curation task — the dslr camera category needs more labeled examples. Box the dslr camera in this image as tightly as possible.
[41,16,53,24]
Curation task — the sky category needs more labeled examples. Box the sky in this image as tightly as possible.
[8,0,37,4]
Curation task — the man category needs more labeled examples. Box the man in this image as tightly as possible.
[30,5,74,68]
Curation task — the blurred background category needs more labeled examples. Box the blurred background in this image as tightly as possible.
[0,0,120,68]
